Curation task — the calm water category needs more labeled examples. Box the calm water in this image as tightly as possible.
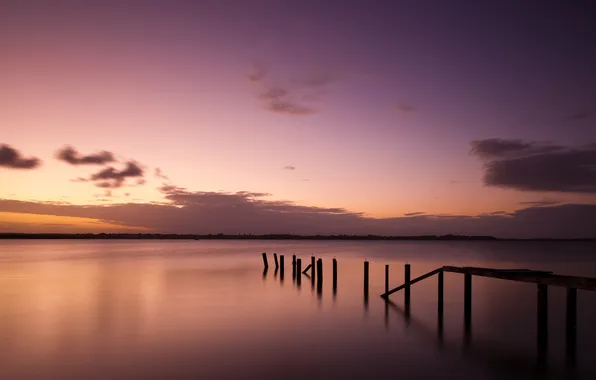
[1,240,596,380]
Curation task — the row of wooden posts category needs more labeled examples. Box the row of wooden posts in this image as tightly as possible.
[262,253,584,365]
[262,252,338,292]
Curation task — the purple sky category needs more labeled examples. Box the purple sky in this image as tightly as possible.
[1,1,596,237]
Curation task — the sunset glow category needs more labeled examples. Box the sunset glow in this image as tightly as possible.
[2,2,595,237]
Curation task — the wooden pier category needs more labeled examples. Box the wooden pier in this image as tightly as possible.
[261,252,596,373]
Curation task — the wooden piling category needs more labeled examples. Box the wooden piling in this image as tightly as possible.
[364,261,370,297]
[537,284,548,361]
[292,255,296,278]
[262,252,269,270]
[385,265,389,296]
[332,258,337,293]
[311,256,316,279]
[464,273,472,329]
[317,258,323,284]
[405,264,411,309]
[296,258,302,286]
[273,253,279,269]
[280,255,285,280]
[438,269,444,320]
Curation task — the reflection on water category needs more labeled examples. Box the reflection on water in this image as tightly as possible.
[0,240,596,379]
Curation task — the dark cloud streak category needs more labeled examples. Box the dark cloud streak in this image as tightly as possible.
[90,161,144,189]
[56,146,115,165]
[471,139,596,193]
[0,144,41,169]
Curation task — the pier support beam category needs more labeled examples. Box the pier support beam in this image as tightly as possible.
[279,255,284,277]
[405,264,411,311]
[262,252,269,270]
[464,273,472,328]
[317,258,323,295]
[438,270,444,321]
[364,261,370,299]
[311,256,316,279]
[296,259,302,286]
[332,258,337,294]
[292,255,296,279]
[280,255,284,280]
[273,253,279,270]
[385,265,389,296]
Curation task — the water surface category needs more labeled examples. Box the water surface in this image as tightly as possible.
[1,240,595,379]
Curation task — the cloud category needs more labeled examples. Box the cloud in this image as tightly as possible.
[0,144,41,169]
[283,165,296,171]
[470,139,564,159]
[258,86,317,115]
[252,66,337,116]
[1,195,596,238]
[248,61,267,82]
[266,100,316,115]
[404,212,425,217]
[296,71,338,88]
[89,161,144,189]
[259,87,288,101]
[567,112,591,121]
[154,168,169,180]
[396,102,416,113]
[56,146,116,165]
[471,140,596,193]
[519,200,560,207]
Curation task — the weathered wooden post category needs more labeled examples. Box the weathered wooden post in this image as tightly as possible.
[332,258,337,294]
[316,258,323,295]
[385,264,389,296]
[262,252,269,270]
[273,253,279,270]
[566,287,577,368]
[438,269,444,320]
[364,261,370,298]
[296,258,302,286]
[280,255,285,280]
[292,255,296,279]
[317,258,323,284]
[405,264,411,310]
[311,256,316,278]
[537,284,548,363]
[464,272,472,331]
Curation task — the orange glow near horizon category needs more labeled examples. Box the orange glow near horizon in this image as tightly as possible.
[0,212,148,233]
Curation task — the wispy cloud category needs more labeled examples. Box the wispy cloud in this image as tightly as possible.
[519,200,560,207]
[567,112,591,121]
[251,64,338,116]
[404,212,425,217]
[56,146,115,165]
[266,100,316,115]
[395,102,416,113]
[247,61,267,82]
[283,165,296,171]
[0,144,41,169]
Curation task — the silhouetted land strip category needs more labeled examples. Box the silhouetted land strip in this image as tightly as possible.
[1,233,595,241]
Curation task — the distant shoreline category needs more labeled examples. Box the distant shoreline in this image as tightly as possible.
[0,233,594,241]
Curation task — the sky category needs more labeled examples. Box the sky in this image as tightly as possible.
[1,0,596,238]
